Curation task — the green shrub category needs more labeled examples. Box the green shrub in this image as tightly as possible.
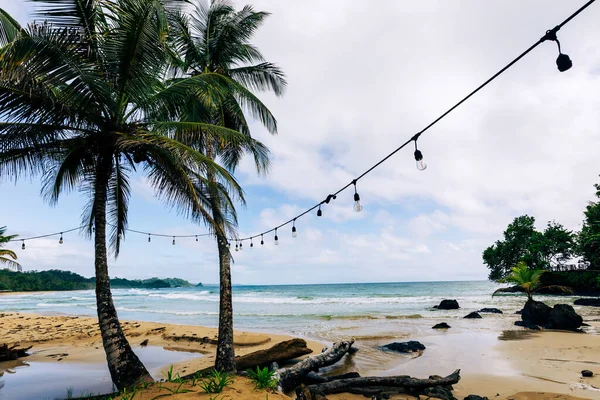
[199,370,234,394]
[247,367,278,390]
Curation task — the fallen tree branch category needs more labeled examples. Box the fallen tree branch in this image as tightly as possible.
[277,339,355,392]
[296,369,460,399]
[0,344,31,362]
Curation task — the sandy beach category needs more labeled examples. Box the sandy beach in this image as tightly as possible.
[1,309,600,399]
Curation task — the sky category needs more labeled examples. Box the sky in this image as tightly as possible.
[1,0,600,285]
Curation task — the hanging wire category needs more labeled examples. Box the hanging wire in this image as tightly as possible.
[6,0,596,248]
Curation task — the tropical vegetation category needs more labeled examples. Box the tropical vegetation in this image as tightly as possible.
[0,0,280,389]
[0,268,194,292]
[0,226,21,272]
[167,1,285,372]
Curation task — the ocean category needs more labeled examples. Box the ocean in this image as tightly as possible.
[0,280,593,343]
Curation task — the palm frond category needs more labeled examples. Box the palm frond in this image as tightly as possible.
[229,62,286,96]
[0,8,23,46]
[107,157,131,256]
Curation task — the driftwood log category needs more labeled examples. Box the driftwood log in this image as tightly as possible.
[236,338,313,371]
[0,344,31,361]
[277,339,355,392]
[296,369,461,400]
[181,338,313,379]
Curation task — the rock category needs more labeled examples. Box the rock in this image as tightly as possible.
[464,312,482,319]
[140,339,149,347]
[478,308,503,314]
[437,299,460,310]
[548,304,583,331]
[582,370,594,377]
[514,320,541,330]
[522,299,552,325]
[381,340,426,353]
[423,386,454,400]
[574,298,600,307]
[494,286,524,294]
[464,396,489,400]
[432,322,451,329]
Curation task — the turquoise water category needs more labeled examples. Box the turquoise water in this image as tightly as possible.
[0,281,591,341]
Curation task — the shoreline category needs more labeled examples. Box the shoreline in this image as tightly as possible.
[1,312,600,399]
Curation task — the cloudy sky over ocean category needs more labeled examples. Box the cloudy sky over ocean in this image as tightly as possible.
[1,0,599,284]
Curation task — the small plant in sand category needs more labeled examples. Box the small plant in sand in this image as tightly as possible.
[162,365,182,383]
[247,366,278,390]
[199,370,234,393]
[159,381,193,395]
[493,262,571,301]
[118,387,138,400]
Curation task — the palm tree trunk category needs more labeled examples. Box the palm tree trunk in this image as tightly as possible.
[204,140,236,372]
[93,167,152,389]
[214,231,235,372]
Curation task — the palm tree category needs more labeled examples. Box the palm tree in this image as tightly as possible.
[0,226,21,272]
[168,0,286,372]
[0,0,254,389]
[493,262,571,300]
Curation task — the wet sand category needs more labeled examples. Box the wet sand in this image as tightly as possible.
[1,312,600,399]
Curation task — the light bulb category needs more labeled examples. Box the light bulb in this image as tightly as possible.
[21,241,25,250]
[317,207,322,217]
[59,234,63,244]
[240,241,243,250]
[235,243,239,251]
[172,237,175,245]
[148,234,151,243]
[292,226,297,238]
[195,235,198,242]
[353,192,362,212]
[261,235,264,245]
[250,241,254,248]
[414,149,427,171]
[274,235,279,245]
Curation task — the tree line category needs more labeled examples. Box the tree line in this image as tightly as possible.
[0,269,194,292]
[484,179,600,280]
[0,0,283,389]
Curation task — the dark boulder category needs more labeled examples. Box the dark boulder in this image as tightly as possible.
[582,370,594,377]
[574,298,600,307]
[432,322,451,329]
[381,340,425,353]
[494,286,524,294]
[464,396,489,400]
[548,304,583,331]
[522,299,552,325]
[514,320,541,330]
[478,308,503,314]
[423,386,454,400]
[464,312,482,319]
[437,299,460,310]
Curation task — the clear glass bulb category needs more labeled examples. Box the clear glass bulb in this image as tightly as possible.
[172,238,175,245]
[148,235,151,243]
[354,201,363,212]
[21,242,25,250]
[59,236,63,244]
[416,159,427,171]
[292,231,297,238]
[274,235,279,245]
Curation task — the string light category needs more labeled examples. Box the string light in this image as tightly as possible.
[6,1,595,253]
[292,219,297,238]
[274,228,279,245]
[250,238,254,248]
[261,234,264,246]
[59,233,63,244]
[148,234,151,243]
[352,180,362,212]
[235,242,239,251]
[21,240,25,250]
[195,235,198,242]
[240,241,243,250]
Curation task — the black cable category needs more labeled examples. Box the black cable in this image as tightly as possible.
[235,0,596,242]
[7,0,596,246]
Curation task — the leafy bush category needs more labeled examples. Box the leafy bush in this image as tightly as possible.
[199,370,234,393]
[247,366,278,390]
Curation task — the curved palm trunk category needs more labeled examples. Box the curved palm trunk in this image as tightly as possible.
[94,170,152,389]
[214,231,235,372]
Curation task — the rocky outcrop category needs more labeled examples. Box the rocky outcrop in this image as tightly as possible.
[437,299,460,310]
[464,312,482,319]
[432,322,451,329]
[574,298,600,307]
[478,308,503,314]
[381,341,426,353]
[548,304,583,331]
[522,299,552,325]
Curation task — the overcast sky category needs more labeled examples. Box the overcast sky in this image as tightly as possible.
[1,0,599,285]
